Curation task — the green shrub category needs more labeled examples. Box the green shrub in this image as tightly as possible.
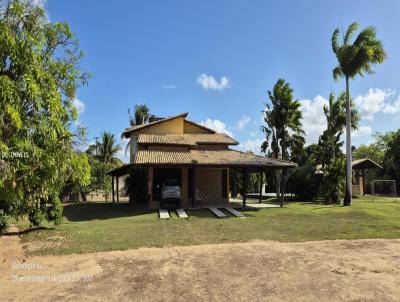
[287,165,321,201]
[47,196,63,225]
[321,157,345,204]
[0,210,9,234]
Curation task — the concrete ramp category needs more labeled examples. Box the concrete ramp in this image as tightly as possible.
[159,209,170,219]
[209,207,227,218]
[225,207,245,218]
[176,208,188,218]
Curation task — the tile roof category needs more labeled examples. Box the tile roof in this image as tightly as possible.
[137,133,238,146]
[107,149,296,176]
[132,149,295,168]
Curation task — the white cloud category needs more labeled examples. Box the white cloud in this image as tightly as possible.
[237,115,251,130]
[354,88,395,120]
[299,95,328,145]
[72,97,85,114]
[236,138,263,155]
[200,119,233,137]
[161,84,177,89]
[353,126,372,138]
[382,95,400,114]
[196,74,230,91]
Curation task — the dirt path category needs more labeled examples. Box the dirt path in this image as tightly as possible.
[1,237,400,302]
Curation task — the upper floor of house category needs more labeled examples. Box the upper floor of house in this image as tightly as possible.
[122,112,238,162]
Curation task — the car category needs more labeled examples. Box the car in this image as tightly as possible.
[161,179,181,208]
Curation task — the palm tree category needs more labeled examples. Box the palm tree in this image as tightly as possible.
[261,79,304,160]
[317,92,359,167]
[261,79,304,206]
[128,104,150,126]
[125,104,151,156]
[98,132,120,164]
[332,22,386,206]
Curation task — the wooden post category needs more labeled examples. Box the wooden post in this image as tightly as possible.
[259,171,263,204]
[116,176,119,202]
[362,168,365,196]
[191,167,196,208]
[242,170,248,209]
[111,176,115,203]
[280,169,285,208]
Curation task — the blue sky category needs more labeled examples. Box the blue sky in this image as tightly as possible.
[40,0,400,161]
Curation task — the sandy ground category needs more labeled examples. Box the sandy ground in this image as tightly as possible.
[1,230,400,302]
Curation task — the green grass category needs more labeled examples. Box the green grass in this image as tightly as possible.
[18,196,400,256]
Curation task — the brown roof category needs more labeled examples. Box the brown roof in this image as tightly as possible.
[352,158,382,170]
[315,158,382,174]
[137,133,238,146]
[107,149,295,176]
[132,149,295,168]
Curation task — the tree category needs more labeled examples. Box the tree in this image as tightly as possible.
[332,22,386,206]
[125,104,150,155]
[317,92,359,168]
[261,79,304,206]
[316,93,359,204]
[382,130,400,193]
[0,1,90,231]
[97,132,120,165]
[128,104,150,126]
[83,134,122,202]
[261,79,304,160]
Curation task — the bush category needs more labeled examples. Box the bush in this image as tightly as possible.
[0,210,9,234]
[320,157,345,204]
[28,210,46,227]
[46,196,63,225]
[287,165,321,201]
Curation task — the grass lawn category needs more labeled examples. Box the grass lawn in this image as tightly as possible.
[18,196,400,256]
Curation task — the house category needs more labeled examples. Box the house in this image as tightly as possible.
[107,112,295,208]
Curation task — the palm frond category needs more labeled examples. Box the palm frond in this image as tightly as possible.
[332,66,343,81]
[332,28,340,54]
[344,22,359,45]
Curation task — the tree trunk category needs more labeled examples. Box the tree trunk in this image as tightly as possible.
[344,76,352,206]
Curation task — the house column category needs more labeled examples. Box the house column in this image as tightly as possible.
[116,176,119,202]
[191,167,196,208]
[280,169,286,208]
[147,167,153,209]
[242,170,248,208]
[111,176,115,203]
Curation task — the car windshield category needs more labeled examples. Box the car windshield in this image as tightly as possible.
[163,180,178,187]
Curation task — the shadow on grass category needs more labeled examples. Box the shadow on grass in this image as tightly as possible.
[3,226,54,236]
[63,202,150,222]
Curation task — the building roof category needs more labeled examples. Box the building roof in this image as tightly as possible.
[315,158,382,174]
[107,149,295,176]
[352,158,383,170]
[137,133,239,146]
[122,112,216,138]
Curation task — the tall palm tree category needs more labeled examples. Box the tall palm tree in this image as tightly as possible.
[98,132,120,164]
[261,79,304,206]
[332,22,386,206]
[261,79,304,160]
